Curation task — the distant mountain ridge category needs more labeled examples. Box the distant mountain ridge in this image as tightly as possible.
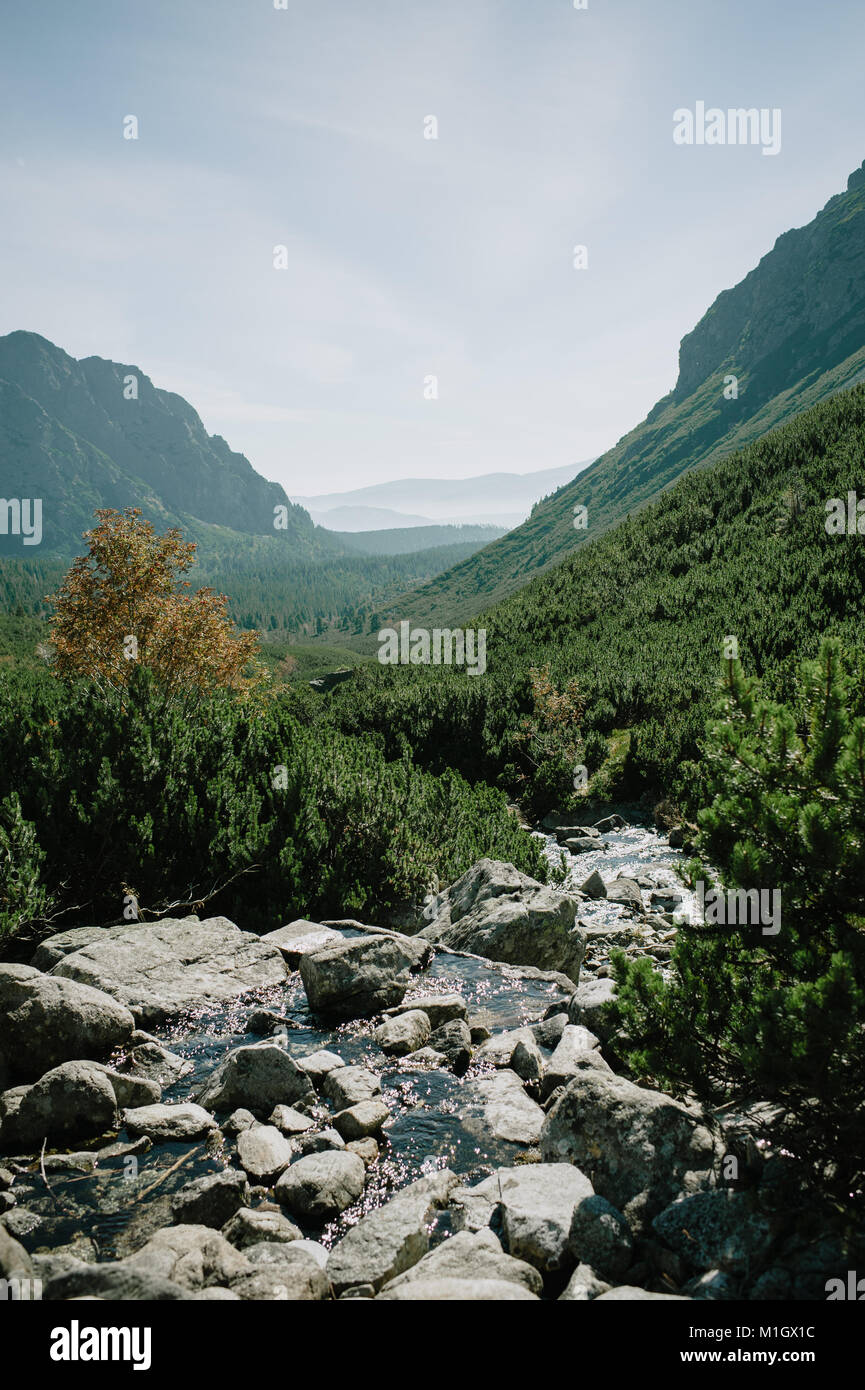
[0,331,323,556]
[293,462,591,530]
[386,158,865,628]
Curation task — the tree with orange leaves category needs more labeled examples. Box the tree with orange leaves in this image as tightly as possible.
[48,508,266,706]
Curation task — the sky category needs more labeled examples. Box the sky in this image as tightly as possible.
[1,0,864,496]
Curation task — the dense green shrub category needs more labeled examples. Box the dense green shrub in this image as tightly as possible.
[0,667,545,945]
[610,640,865,1196]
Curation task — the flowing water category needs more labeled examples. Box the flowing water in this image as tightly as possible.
[13,816,687,1264]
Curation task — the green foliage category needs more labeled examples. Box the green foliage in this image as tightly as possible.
[316,384,865,808]
[0,666,545,941]
[610,639,865,1195]
[0,793,54,944]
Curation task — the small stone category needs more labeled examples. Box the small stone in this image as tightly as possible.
[275,1150,366,1223]
[236,1125,295,1185]
[268,1105,314,1136]
[333,1100,390,1142]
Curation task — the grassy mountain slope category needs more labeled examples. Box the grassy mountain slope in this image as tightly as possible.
[387,160,865,628]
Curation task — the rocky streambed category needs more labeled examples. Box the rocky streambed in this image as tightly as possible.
[0,813,852,1301]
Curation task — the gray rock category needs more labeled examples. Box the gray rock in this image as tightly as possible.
[296,1050,345,1088]
[170,1169,249,1228]
[531,1013,570,1050]
[474,1027,536,1069]
[580,871,607,899]
[244,1237,328,1269]
[229,1244,330,1300]
[652,1190,776,1276]
[221,1109,257,1137]
[566,977,618,1041]
[554,826,601,842]
[418,860,585,979]
[294,1127,345,1156]
[259,920,344,966]
[384,1228,542,1295]
[559,1262,613,1300]
[462,1069,545,1145]
[593,815,625,832]
[89,1064,161,1110]
[320,920,432,970]
[595,1285,691,1300]
[44,1263,192,1300]
[542,1024,607,1098]
[0,1223,33,1282]
[374,1010,431,1056]
[565,838,603,854]
[195,1043,315,1117]
[511,1038,544,1083]
[604,877,643,910]
[300,935,417,1020]
[275,1150,366,1223]
[0,963,135,1082]
[6,1060,119,1149]
[327,1169,458,1295]
[377,1276,538,1300]
[268,1104,314,1136]
[569,1194,634,1280]
[50,916,287,1027]
[125,1224,251,1289]
[236,1125,296,1184]
[30,925,119,971]
[384,994,468,1029]
[541,1060,722,1232]
[333,1100,390,1141]
[222,1207,301,1249]
[323,1065,381,1110]
[426,1019,473,1073]
[113,1041,193,1088]
[123,1102,218,1142]
[473,1163,594,1273]
[346,1137,379,1166]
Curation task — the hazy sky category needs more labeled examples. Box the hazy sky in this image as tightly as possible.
[2,0,864,495]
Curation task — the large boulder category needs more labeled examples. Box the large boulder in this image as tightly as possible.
[236,1125,296,1184]
[228,1244,330,1300]
[652,1190,777,1277]
[300,935,417,1021]
[222,1208,301,1249]
[541,1058,722,1232]
[382,994,468,1029]
[170,1170,249,1228]
[569,1194,634,1281]
[322,1066,381,1110]
[0,963,135,1083]
[122,1224,251,1290]
[374,1010,431,1056]
[259,920,343,966]
[327,1170,458,1295]
[456,1164,594,1274]
[382,1228,542,1295]
[49,916,287,1027]
[123,1103,218,1142]
[566,977,618,1041]
[542,1024,607,1098]
[195,1043,315,1117]
[5,1060,119,1149]
[462,1068,545,1146]
[377,1276,538,1301]
[275,1150,366,1223]
[418,860,585,979]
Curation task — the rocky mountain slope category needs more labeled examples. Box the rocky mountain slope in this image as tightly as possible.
[388,159,865,628]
